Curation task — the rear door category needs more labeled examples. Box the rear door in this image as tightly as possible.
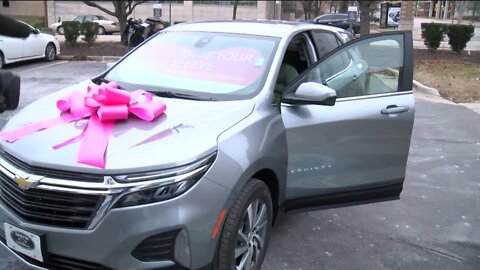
[282,32,414,210]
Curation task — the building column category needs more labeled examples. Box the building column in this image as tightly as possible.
[399,0,415,31]
[443,0,449,19]
[46,0,56,28]
[428,0,434,17]
[435,1,441,18]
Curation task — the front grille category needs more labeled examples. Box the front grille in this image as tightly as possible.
[0,172,104,229]
[2,152,103,183]
[132,229,180,262]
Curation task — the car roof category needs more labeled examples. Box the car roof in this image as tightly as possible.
[167,20,345,38]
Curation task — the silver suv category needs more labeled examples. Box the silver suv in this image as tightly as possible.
[0,21,414,270]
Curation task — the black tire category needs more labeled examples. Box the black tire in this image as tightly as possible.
[215,178,273,270]
[0,52,4,69]
[97,26,106,35]
[44,43,56,62]
[57,26,64,35]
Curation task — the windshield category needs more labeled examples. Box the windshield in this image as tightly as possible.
[105,31,279,100]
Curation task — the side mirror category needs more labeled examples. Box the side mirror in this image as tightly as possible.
[283,82,337,106]
[33,29,40,34]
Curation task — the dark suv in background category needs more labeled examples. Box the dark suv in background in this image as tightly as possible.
[313,13,361,34]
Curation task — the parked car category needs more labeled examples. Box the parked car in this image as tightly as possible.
[0,20,414,270]
[50,15,119,35]
[313,13,361,34]
[0,20,60,69]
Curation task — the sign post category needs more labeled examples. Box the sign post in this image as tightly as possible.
[347,6,358,33]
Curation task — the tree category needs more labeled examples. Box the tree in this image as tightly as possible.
[453,0,468,24]
[82,1,147,41]
[301,0,326,20]
[357,1,380,36]
[338,0,349,13]
[233,0,239,20]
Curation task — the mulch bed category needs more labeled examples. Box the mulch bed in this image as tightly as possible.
[414,49,480,64]
[60,42,128,57]
[61,41,480,65]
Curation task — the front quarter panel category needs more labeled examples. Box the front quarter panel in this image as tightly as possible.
[204,103,288,210]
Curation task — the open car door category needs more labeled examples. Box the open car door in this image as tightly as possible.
[281,31,415,211]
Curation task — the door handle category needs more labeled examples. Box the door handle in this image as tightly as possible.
[381,105,409,114]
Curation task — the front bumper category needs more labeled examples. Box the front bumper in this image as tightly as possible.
[0,176,230,270]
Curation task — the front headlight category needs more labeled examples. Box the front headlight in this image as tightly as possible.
[112,152,216,208]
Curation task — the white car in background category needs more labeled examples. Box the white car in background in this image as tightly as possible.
[50,15,120,35]
[0,21,60,69]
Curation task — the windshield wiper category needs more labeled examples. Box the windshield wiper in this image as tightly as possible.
[148,90,216,101]
[92,77,128,90]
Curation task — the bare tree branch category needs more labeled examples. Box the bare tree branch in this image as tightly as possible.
[82,1,116,17]
[127,0,147,16]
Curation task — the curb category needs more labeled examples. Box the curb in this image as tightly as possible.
[57,55,122,62]
[412,79,440,96]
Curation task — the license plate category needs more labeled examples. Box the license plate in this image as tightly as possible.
[4,222,44,262]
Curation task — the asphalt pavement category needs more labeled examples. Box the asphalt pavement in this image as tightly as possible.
[0,60,479,269]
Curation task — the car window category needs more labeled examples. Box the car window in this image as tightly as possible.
[97,15,107,20]
[84,16,96,22]
[310,31,341,59]
[275,35,313,94]
[317,15,333,21]
[106,31,279,101]
[335,14,347,20]
[301,34,404,98]
[72,16,84,22]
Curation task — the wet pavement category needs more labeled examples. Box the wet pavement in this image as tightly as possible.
[0,60,479,269]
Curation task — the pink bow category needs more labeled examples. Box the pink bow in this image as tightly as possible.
[0,82,166,168]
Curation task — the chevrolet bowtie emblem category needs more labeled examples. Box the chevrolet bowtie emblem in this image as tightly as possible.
[13,175,39,190]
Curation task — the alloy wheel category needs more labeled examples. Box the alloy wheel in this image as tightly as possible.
[97,26,105,35]
[45,44,56,61]
[235,199,268,270]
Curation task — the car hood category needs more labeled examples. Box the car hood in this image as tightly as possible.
[0,81,255,174]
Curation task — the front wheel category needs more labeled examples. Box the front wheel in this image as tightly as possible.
[215,178,273,270]
[97,26,106,35]
[57,26,64,35]
[44,43,56,62]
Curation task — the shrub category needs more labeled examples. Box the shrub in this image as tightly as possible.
[446,24,475,53]
[81,22,98,46]
[62,21,81,47]
[421,23,446,52]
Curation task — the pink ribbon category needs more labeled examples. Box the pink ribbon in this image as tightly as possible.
[0,82,166,168]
